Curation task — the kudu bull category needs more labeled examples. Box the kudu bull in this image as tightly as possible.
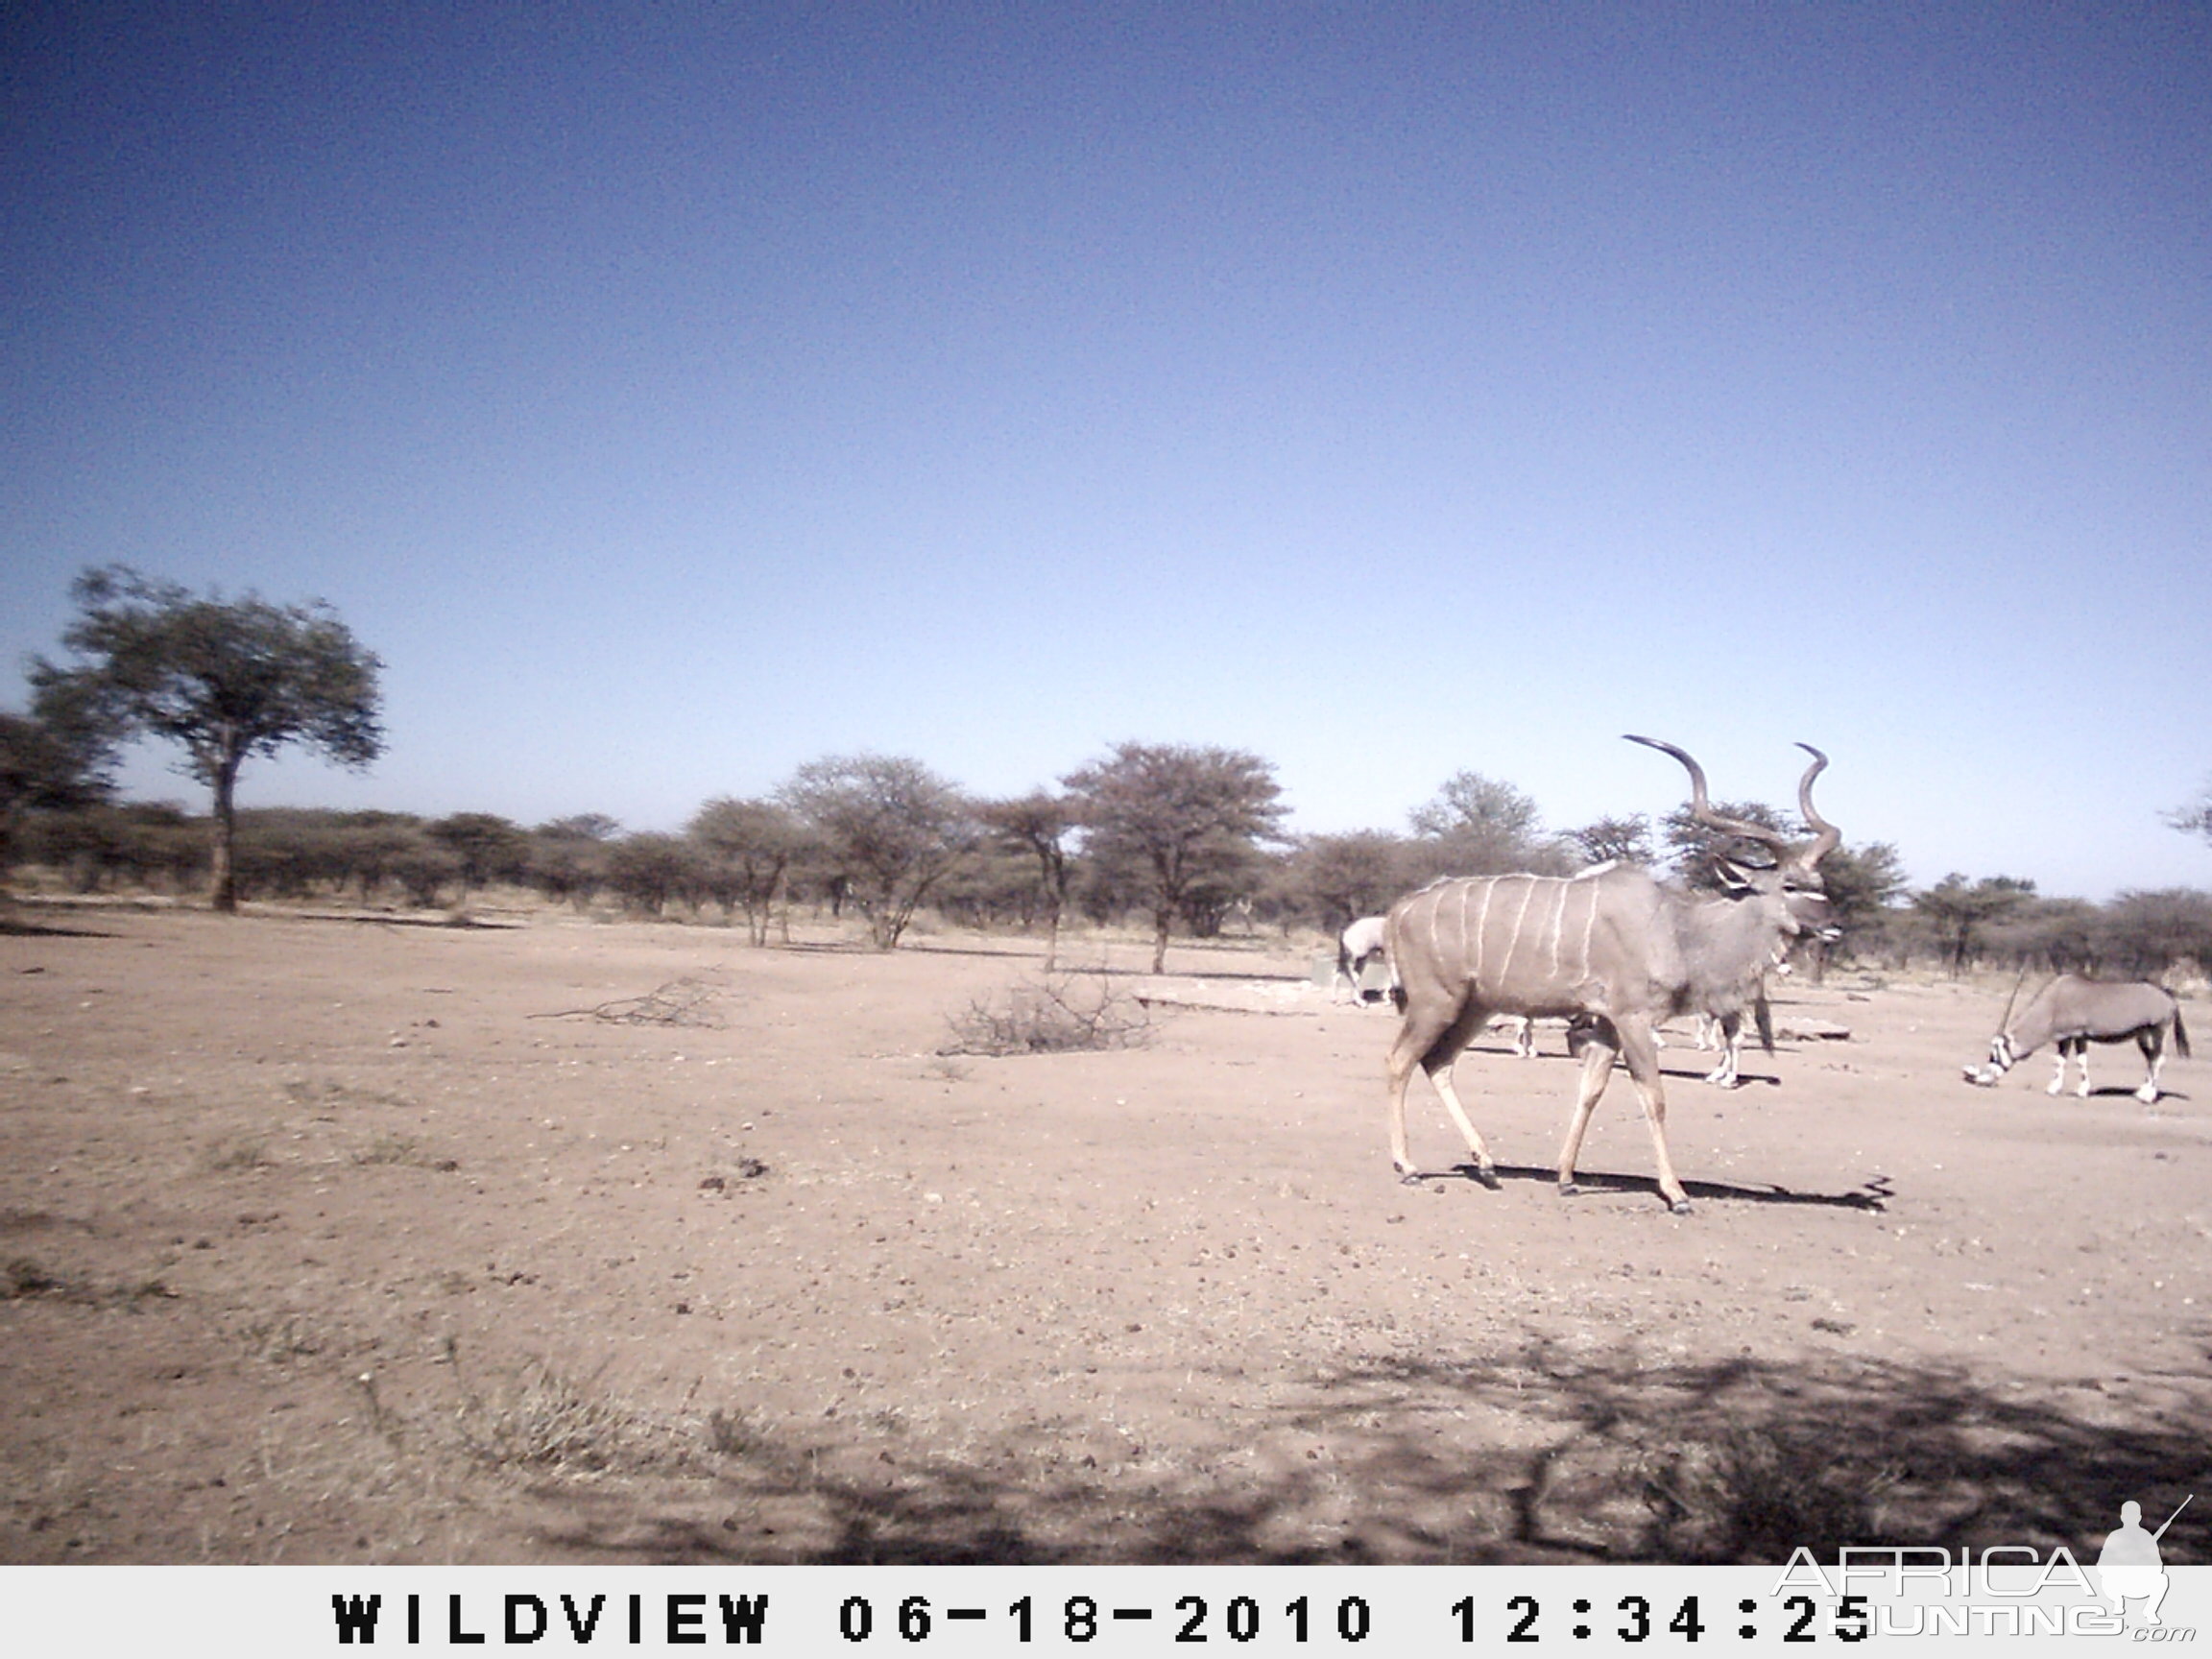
[1382,736,1840,1213]
[1964,974,2190,1103]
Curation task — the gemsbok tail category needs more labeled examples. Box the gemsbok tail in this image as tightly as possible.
[2174,999,2192,1061]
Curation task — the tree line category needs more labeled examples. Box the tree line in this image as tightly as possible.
[6,567,2211,978]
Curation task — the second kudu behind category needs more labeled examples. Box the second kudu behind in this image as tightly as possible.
[1382,736,1840,1213]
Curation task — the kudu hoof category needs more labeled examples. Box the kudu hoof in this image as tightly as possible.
[1669,1198,1695,1215]
[1472,1166,1501,1191]
[1557,1181,1581,1199]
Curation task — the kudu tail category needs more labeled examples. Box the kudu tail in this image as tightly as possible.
[1389,982,1407,1014]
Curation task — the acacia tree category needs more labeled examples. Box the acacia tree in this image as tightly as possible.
[0,709,109,894]
[1407,770,1566,879]
[2100,888,2212,978]
[779,755,974,950]
[1912,873,2036,975]
[1804,839,1909,978]
[689,796,805,945]
[527,815,620,910]
[30,567,384,912]
[979,790,1078,968]
[1567,812,1655,870]
[605,831,697,917]
[1062,742,1286,974]
[1289,830,1407,935]
[427,812,530,901]
[2169,785,2212,851]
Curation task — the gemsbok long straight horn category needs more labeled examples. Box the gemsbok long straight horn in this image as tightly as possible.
[1382,736,1839,1212]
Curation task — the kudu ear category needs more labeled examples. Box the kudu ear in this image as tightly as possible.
[1713,858,1760,897]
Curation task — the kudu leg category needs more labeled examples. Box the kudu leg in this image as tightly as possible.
[1562,1020,1690,1213]
[1383,1043,1423,1178]
[1385,998,1494,1184]
[1388,999,1478,1185]
[1427,1062,1499,1188]
[1624,1023,1692,1213]
[1556,1036,1615,1198]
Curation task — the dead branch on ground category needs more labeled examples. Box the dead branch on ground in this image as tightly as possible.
[531,976,726,1028]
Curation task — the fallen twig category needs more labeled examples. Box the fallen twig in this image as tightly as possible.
[531,976,726,1028]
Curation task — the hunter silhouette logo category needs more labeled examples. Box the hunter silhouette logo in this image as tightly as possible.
[2099,1495,2191,1627]
[1772,1490,2199,1639]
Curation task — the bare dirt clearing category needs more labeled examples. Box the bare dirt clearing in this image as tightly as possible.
[3,904,2207,1564]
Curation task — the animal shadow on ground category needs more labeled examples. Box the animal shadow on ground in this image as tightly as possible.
[1423,1163,1893,1211]
[0,916,112,938]
[532,1345,2208,1566]
[1655,1064,1781,1088]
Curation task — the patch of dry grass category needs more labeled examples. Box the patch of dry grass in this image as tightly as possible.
[449,1356,703,1476]
[1637,1425,1900,1562]
[3,1254,176,1309]
[199,1132,273,1172]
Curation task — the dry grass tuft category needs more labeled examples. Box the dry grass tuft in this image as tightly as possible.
[4,1254,175,1309]
[450,1357,700,1475]
[349,1132,455,1169]
[1638,1425,1898,1562]
[236,1309,329,1364]
[200,1132,274,1172]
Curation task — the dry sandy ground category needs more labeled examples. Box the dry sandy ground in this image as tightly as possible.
[2,902,2207,1565]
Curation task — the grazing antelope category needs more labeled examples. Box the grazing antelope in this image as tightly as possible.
[1334,915,1390,1003]
[1964,975,2191,1103]
[1382,736,1840,1212]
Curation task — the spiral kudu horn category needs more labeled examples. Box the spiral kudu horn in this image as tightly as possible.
[1623,734,1793,855]
[1793,742,1842,865]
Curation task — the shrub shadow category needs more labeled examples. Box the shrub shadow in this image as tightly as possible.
[529,1345,2207,1567]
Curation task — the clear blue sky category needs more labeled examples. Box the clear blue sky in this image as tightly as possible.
[5,3,2207,900]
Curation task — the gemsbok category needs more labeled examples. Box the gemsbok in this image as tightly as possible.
[1963,974,2190,1103]
[1382,736,1840,1213]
